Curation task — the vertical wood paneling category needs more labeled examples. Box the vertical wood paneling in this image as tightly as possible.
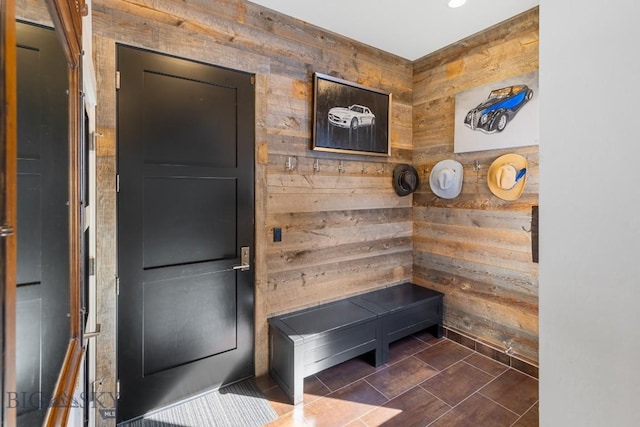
[93,35,117,427]
[91,0,413,385]
[412,8,539,362]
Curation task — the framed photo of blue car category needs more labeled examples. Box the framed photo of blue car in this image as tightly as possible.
[312,73,391,156]
[454,70,539,153]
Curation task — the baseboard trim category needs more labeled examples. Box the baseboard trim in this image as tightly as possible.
[443,326,539,379]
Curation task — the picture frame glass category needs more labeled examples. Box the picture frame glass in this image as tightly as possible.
[313,73,390,156]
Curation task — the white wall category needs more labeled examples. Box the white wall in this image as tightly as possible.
[539,1,640,426]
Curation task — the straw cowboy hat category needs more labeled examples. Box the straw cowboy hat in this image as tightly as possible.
[393,164,419,196]
[487,153,528,201]
[429,159,463,199]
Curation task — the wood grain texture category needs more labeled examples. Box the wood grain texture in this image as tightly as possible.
[91,0,413,386]
[93,35,118,427]
[412,7,539,362]
[1,0,17,425]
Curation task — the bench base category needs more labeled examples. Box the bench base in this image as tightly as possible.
[268,283,443,404]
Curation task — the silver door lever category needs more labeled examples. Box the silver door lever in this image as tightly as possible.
[232,246,250,271]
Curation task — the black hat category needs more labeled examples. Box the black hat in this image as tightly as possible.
[393,164,419,196]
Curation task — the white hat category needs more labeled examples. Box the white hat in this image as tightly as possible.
[429,160,463,199]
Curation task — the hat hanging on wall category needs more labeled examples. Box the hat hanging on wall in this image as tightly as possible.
[393,164,419,196]
[429,159,464,199]
[487,153,528,201]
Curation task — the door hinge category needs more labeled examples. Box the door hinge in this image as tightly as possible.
[116,71,121,90]
[0,225,14,237]
[89,256,96,276]
[116,379,121,399]
[89,133,95,151]
[116,277,120,296]
[116,174,120,193]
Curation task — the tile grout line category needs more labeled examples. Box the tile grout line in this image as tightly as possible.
[420,360,504,411]
[334,378,390,427]
[423,388,485,427]
[508,399,539,427]
[385,337,433,367]
[312,375,332,397]
[477,390,524,418]
[427,366,517,425]
[362,377,392,402]
[319,361,383,394]
[507,366,540,381]
[460,356,509,378]
[418,384,454,409]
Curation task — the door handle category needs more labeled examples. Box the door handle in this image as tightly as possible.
[0,224,14,237]
[232,246,250,271]
[84,323,101,339]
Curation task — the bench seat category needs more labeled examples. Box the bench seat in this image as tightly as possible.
[268,282,443,404]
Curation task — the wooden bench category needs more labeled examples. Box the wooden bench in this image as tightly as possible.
[268,282,443,404]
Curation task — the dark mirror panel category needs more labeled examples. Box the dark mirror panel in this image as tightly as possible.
[16,20,69,425]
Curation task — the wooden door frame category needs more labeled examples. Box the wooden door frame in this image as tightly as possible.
[2,0,87,425]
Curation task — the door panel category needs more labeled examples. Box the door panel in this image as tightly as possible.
[16,22,69,425]
[16,171,40,284]
[142,176,237,268]
[141,72,237,166]
[142,270,237,376]
[117,45,255,423]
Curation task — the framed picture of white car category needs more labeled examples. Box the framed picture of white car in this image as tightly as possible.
[313,73,391,156]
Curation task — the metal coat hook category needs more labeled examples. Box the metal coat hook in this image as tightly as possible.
[285,156,295,171]
[361,164,368,174]
[338,161,345,173]
[313,159,320,172]
[473,160,481,172]
[423,165,429,174]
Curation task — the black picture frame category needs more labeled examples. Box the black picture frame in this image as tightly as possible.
[312,73,391,156]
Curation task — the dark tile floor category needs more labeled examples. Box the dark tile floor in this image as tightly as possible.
[257,331,538,427]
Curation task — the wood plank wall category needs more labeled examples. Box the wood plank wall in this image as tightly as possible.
[90,0,414,397]
[412,8,539,362]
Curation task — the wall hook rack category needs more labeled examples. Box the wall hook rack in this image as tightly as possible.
[313,159,320,172]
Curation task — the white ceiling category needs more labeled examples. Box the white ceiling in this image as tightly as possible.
[249,0,539,60]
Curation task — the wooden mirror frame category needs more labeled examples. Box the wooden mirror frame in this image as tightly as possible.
[1,0,18,425]
[1,0,86,425]
[43,1,86,425]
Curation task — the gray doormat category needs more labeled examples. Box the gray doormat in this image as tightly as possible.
[119,379,278,427]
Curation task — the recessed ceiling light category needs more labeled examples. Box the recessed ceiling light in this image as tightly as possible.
[448,0,466,8]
